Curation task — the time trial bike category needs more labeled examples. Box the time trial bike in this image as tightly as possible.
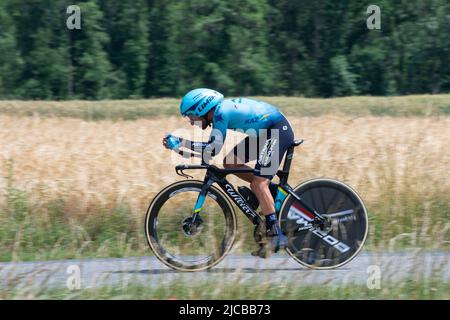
[145,139,368,271]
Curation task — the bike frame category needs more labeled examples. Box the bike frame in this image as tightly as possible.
[175,140,328,227]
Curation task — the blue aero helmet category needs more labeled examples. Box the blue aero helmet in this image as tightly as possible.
[180,88,224,117]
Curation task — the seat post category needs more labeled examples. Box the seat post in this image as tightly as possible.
[279,146,295,185]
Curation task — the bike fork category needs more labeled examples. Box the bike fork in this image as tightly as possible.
[192,177,214,224]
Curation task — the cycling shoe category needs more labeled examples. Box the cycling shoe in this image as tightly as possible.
[252,224,288,258]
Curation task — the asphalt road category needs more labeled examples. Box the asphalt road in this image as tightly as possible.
[1,251,448,290]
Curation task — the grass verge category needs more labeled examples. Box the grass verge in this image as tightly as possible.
[0,94,449,121]
[1,278,448,299]
[0,176,447,262]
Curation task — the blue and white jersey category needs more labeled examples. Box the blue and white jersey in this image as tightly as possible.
[213,98,284,139]
[189,98,285,156]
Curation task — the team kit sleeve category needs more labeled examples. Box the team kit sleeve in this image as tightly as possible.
[181,110,228,160]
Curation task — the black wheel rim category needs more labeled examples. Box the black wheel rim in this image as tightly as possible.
[280,180,368,268]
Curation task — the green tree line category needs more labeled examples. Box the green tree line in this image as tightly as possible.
[0,0,449,99]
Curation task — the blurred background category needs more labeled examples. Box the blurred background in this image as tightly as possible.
[0,0,449,99]
[0,0,449,299]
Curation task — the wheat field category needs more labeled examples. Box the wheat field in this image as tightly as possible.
[0,114,448,209]
[0,113,449,259]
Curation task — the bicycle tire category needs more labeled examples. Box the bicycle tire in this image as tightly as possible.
[145,180,237,272]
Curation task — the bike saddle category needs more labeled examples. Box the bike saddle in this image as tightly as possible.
[292,139,304,147]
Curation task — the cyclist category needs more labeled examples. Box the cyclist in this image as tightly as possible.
[162,88,295,257]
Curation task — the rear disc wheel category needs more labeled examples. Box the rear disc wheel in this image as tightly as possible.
[280,178,368,269]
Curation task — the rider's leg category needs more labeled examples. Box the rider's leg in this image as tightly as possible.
[251,118,294,255]
[250,175,288,256]
[223,158,286,253]
[222,161,254,183]
[223,145,277,212]
[223,138,278,198]
[223,137,255,183]
[222,157,260,210]
[250,176,274,215]
[223,159,278,198]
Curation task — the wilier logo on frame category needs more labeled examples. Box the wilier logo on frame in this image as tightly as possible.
[66,5,81,30]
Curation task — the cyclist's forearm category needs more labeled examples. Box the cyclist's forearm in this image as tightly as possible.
[180,138,207,150]
[180,138,221,156]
